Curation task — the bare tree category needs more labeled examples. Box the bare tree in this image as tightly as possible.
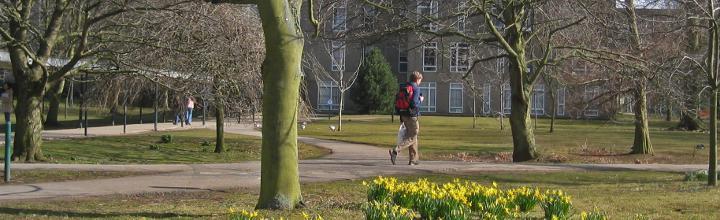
[0,0,189,161]
[304,40,362,132]
[681,0,720,186]
[107,3,264,153]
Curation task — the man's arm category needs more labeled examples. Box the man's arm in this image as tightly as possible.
[412,84,422,108]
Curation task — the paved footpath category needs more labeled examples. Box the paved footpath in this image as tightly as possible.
[0,122,707,201]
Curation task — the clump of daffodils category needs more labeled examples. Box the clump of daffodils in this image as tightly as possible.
[541,190,573,219]
[228,209,323,220]
[364,176,585,220]
[580,210,608,220]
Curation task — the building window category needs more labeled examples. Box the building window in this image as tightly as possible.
[333,1,347,32]
[502,83,511,115]
[398,40,408,73]
[496,49,506,73]
[331,41,345,71]
[449,83,464,113]
[557,87,566,116]
[417,0,438,31]
[419,82,437,112]
[620,95,634,113]
[456,1,467,32]
[363,6,377,30]
[422,42,437,72]
[584,85,600,117]
[571,59,588,75]
[482,83,492,115]
[450,42,470,72]
[318,81,340,111]
[531,84,545,116]
[615,0,678,9]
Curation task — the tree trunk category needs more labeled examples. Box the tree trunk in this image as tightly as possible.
[630,86,654,154]
[500,90,505,131]
[13,79,45,162]
[708,3,718,185]
[338,90,344,132]
[550,90,556,133]
[509,84,538,162]
[665,98,672,122]
[506,21,538,162]
[710,89,718,186]
[45,78,65,127]
[215,102,225,153]
[255,0,304,210]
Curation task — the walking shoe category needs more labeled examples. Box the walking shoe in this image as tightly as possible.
[408,161,419,166]
[389,149,397,165]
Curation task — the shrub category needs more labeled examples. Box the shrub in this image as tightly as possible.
[201,140,211,146]
[160,134,173,143]
[148,144,161,150]
[683,169,720,181]
[351,48,399,114]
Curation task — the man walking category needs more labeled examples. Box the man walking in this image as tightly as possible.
[390,71,423,165]
[185,96,196,125]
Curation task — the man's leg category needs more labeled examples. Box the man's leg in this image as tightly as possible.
[394,115,417,155]
[186,108,193,125]
[408,119,420,165]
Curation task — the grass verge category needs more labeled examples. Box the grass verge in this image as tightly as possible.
[2,129,331,164]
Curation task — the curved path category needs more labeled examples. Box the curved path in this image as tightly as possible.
[0,122,707,201]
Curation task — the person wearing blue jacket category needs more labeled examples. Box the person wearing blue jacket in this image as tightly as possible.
[390,71,423,165]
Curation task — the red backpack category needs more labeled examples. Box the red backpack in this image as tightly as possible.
[395,82,414,114]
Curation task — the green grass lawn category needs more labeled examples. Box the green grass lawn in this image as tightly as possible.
[0,171,715,219]
[3,129,330,164]
[299,115,709,164]
[0,170,159,185]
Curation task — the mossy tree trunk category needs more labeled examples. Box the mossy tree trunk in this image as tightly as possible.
[490,2,539,162]
[12,68,46,162]
[255,0,304,210]
[508,61,538,162]
[630,85,653,154]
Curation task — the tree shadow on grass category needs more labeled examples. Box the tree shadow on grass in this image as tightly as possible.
[0,207,213,219]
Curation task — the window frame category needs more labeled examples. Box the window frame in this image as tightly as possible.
[502,83,511,115]
[482,83,492,115]
[449,83,464,113]
[332,1,347,32]
[557,87,566,116]
[417,0,439,31]
[419,82,437,113]
[450,42,470,72]
[317,81,340,111]
[422,42,438,72]
[584,85,600,117]
[331,41,346,71]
